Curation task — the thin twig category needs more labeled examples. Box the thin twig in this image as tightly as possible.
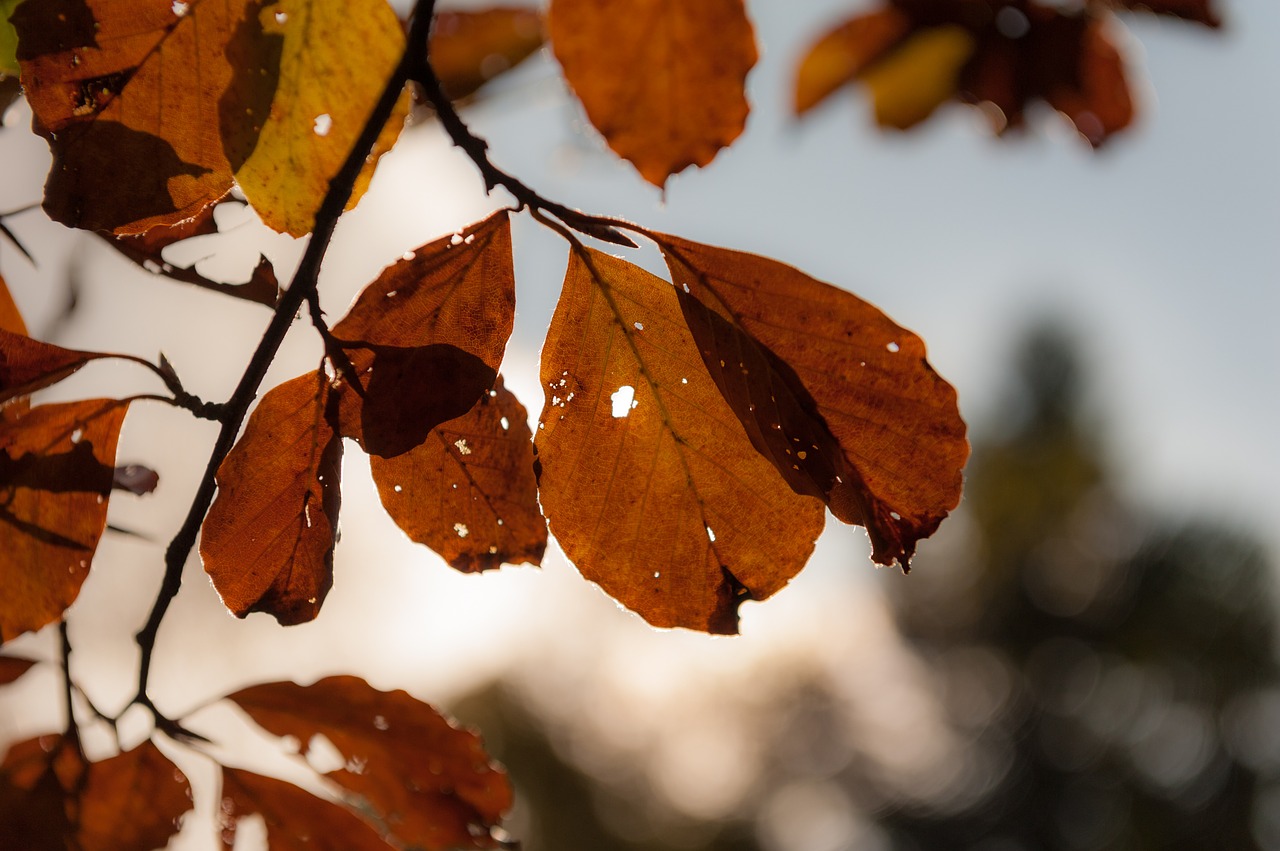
[130,0,440,718]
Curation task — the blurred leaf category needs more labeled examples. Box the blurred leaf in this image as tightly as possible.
[230,0,407,236]
[657,233,968,569]
[0,736,190,851]
[431,8,545,101]
[201,370,341,625]
[548,0,756,187]
[794,8,910,115]
[105,204,281,307]
[111,464,159,495]
[861,25,974,128]
[230,676,512,850]
[0,398,129,640]
[1112,0,1220,26]
[371,375,545,573]
[0,655,35,685]
[12,0,255,233]
[536,248,824,634]
[219,767,392,850]
[332,211,515,458]
[0,0,20,76]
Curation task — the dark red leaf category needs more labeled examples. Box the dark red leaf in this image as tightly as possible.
[219,768,392,850]
[0,328,110,406]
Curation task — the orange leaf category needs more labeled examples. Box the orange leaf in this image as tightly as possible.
[0,655,35,685]
[548,0,757,187]
[0,328,111,406]
[0,737,190,851]
[656,234,968,570]
[332,211,515,458]
[229,676,512,851]
[201,370,342,625]
[431,8,545,101]
[219,768,392,849]
[0,272,25,335]
[536,249,824,634]
[371,376,545,572]
[12,0,253,233]
[793,8,910,115]
[0,398,130,640]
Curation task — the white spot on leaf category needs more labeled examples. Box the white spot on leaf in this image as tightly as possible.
[454,523,469,538]
[313,113,332,136]
[611,385,636,418]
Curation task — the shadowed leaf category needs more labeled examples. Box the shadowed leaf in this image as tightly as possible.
[229,0,407,236]
[0,398,129,640]
[536,248,824,634]
[0,328,111,406]
[12,0,256,233]
[229,676,512,850]
[332,211,515,458]
[0,655,35,685]
[0,736,190,851]
[219,768,392,850]
[548,0,757,187]
[371,376,545,573]
[105,203,281,307]
[431,8,545,101]
[201,370,341,625]
[794,8,910,115]
[656,233,967,570]
[112,464,159,495]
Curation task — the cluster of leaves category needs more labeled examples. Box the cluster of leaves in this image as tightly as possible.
[0,0,1215,845]
[795,0,1219,145]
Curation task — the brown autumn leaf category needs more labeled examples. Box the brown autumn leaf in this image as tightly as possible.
[0,328,112,407]
[0,272,25,335]
[219,767,392,850]
[201,370,341,625]
[0,655,35,685]
[548,0,757,188]
[371,375,545,573]
[1111,0,1220,27]
[105,202,281,307]
[331,210,515,458]
[655,233,968,570]
[0,736,191,851]
[794,8,911,115]
[229,676,512,850]
[230,0,408,236]
[431,7,545,101]
[0,398,130,641]
[536,248,825,634]
[12,0,257,233]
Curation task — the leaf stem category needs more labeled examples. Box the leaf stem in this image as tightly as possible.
[130,0,440,718]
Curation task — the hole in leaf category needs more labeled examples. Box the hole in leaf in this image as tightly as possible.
[313,113,332,136]
[454,522,469,538]
[305,734,344,773]
[611,385,636,418]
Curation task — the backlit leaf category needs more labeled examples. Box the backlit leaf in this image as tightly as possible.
[794,8,910,115]
[537,249,824,634]
[105,203,281,307]
[219,768,391,850]
[201,370,342,625]
[0,736,190,851]
[860,25,974,129]
[548,0,757,187]
[0,655,35,685]
[229,676,512,850]
[1113,0,1220,27]
[12,0,255,233]
[332,211,515,458]
[0,328,111,406]
[656,234,968,570]
[0,398,130,640]
[230,0,407,236]
[0,272,26,335]
[371,376,545,573]
[431,8,545,101]
[1040,17,1132,148]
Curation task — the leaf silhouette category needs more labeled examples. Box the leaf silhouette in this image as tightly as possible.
[656,233,968,570]
[12,0,255,233]
[789,0,1218,145]
[0,655,35,685]
[227,0,407,236]
[548,0,757,187]
[219,767,392,849]
[105,203,281,307]
[111,464,160,495]
[229,676,512,850]
[332,211,515,458]
[536,248,824,634]
[0,736,190,851]
[0,328,111,406]
[0,398,129,640]
[371,375,545,573]
[201,370,341,625]
[431,8,545,101]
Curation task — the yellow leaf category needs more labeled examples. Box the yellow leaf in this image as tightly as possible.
[861,25,975,129]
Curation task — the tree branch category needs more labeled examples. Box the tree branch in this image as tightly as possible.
[130,0,440,716]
